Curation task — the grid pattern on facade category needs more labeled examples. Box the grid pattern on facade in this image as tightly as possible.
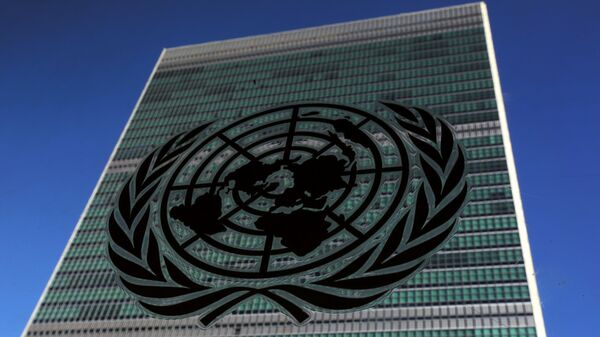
[23,3,545,337]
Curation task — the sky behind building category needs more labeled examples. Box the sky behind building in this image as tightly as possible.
[0,1,598,337]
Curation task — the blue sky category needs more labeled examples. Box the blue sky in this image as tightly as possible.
[0,1,598,336]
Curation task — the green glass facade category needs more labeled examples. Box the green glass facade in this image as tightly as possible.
[23,3,546,337]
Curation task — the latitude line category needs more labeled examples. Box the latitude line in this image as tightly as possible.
[283,107,299,162]
[327,212,364,238]
[170,182,227,191]
[341,166,403,176]
[260,234,274,273]
[180,190,266,249]
[314,117,370,157]
[217,134,257,161]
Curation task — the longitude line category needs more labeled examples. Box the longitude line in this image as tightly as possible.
[283,107,299,162]
[260,234,274,273]
[218,134,257,161]
[327,212,363,238]
[180,191,265,249]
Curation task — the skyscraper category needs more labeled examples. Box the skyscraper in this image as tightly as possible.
[22,2,547,337]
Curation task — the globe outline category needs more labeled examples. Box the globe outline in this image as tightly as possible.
[158,102,411,280]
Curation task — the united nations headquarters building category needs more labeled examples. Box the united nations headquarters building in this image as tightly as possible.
[22,3,547,337]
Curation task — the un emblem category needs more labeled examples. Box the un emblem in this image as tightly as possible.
[107,101,469,327]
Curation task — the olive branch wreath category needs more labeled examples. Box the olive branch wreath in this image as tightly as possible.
[106,101,469,327]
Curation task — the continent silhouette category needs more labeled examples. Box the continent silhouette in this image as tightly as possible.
[271,155,348,210]
[255,210,332,256]
[224,159,285,195]
[170,193,226,235]
[331,118,372,148]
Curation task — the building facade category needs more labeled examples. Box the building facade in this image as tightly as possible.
[23,3,547,337]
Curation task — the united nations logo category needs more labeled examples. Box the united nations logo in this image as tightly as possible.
[107,101,469,327]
